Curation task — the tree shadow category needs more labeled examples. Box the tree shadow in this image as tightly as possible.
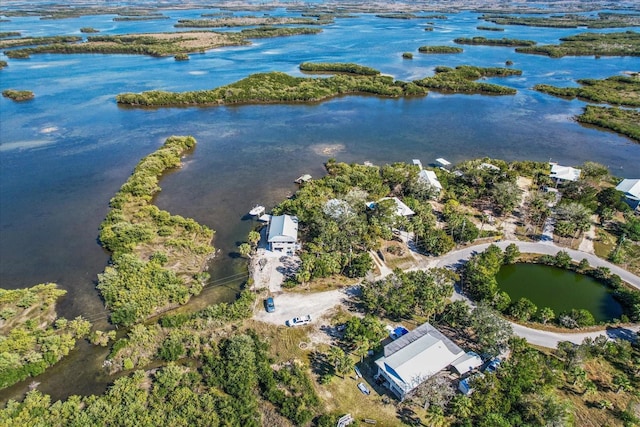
[309,350,334,377]
[275,256,300,277]
[396,405,422,426]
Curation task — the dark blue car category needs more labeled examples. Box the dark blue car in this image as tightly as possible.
[265,297,275,313]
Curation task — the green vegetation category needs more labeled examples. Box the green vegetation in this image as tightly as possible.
[174,17,327,28]
[174,53,189,61]
[481,12,640,29]
[362,268,456,320]
[0,32,21,38]
[0,284,91,389]
[2,89,34,101]
[3,28,321,59]
[97,136,215,326]
[534,75,640,142]
[112,16,169,21]
[117,64,520,107]
[516,31,640,57]
[535,76,640,106]
[0,35,81,49]
[454,36,536,46]
[1,330,324,426]
[463,244,640,326]
[80,27,99,33]
[4,33,239,59]
[402,52,413,59]
[109,290,255,372]
[0,61,7,70]
[375,13,417,19]
[235,26,322,39]
[414,65,521,94]
[477,25,504,31]
[418,45,463,54]
[299,62,380,75]
[578,106,640,142]
[116,70,426,107]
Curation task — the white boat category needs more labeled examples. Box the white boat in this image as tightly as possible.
[249,205,265,216]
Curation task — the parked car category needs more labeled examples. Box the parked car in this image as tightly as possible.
[285,315,311,327]
[357,382,371,395]
[265,297,275,313]
[484,357,501,373]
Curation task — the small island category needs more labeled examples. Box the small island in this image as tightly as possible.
[454,36,536,47]
[116,64,520,107]
[0,35,81,49]
[413,65,520,95]
[418,45,463,54]
[79,27,99,33]
[2,89,34,101]
[299,62,380,75]
[477,25,504,31]
[578,106,640,142]
[481,12,640,29]
[0,31,21,38]
[534,75,640,142]
[535,75,640,107]
[2,28,322,59]
[516,31,640,57]
[174,16,329,28]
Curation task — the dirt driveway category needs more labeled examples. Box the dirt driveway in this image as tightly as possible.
[253,288,357,328]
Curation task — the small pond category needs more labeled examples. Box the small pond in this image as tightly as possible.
[496,263,624,323]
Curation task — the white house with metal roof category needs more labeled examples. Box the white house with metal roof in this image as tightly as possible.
[375,322,465,400]
[418,169,443,194]
[367,197,415,217]
[267,214,299,254]
[616,179,640,211]
[549,162,581,183]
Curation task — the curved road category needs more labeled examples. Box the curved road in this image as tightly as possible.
[254,240,640,348]
[431,240,640,291]
[428,240,640,347]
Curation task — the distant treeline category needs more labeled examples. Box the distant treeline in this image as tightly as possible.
[418,45,463,54]
[454,36,536,46]
[299,62,380,75]
[480,12,640,29]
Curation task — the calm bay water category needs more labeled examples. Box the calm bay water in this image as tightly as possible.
[496,263,624,323]
[1,7,640,401]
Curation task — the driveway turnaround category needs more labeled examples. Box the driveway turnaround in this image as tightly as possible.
[252,239,640,348]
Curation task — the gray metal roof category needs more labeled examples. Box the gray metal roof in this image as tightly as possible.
[384,322,461,358]
[267,215,299,242]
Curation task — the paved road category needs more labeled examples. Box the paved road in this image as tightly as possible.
[510,322,640,347]
[429,240,640,347]
[432,240,640,290]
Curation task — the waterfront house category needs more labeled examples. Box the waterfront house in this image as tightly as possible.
[374,322,465,400]
[549,162,581,183]
[615,179,640,212]
[267,214,299,254]
[417,169,443,194]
